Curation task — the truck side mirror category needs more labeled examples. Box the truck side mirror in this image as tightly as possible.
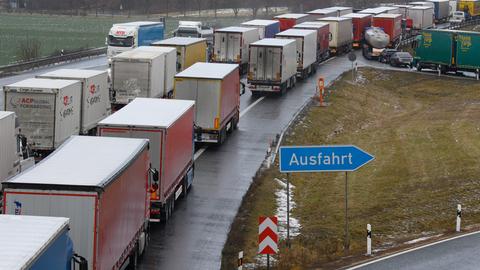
[240,82,246,96]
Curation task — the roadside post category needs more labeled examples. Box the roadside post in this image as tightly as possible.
[348,52,357,83]
[367,224,372,255]
[238,251,243,270]
[456,204,462,232]
[259,216,278,269]
[280,145,375,254]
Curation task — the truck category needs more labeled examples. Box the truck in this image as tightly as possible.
[372,14,403,46]
[36,69,110,135]
[173,21,214,46]
[458,0,480,18]
[274,13,310,31]
[324,6,354,16]
[174,63,240,144]
[212,27,259,74]
[0,215,87,270]
[414,29,480,77]
[293,22,330,61]
[359,7,389,15]
[247,39,297,95]
[426,0,450,21]
[3,78,81,158]
[342,13,373,48]
[107,21,164,62]
[241,19,281,39]
[276,29,318,79]
[97,98,195,222]
[393,4,414,18]
[137,46,177,97]
[317,17,354,54]
[3,135,151,270]
[307,8,337,20]
[152,37,208,72]
[110,47,167,109]
[408,6,435,30]
[362,27,391,60]
[107,21,165,60]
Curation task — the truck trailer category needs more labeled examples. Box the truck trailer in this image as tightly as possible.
[342,13,373,48]
[136,46,177,97]
[175,63,240,144]
[3,136,151,270]
[37,69,110,135]
[98,98,195,222]
[276,29,318,79]
[247,39,297,95]
[0,111,19,186]
[274,13,310,31]
[152,37,208,72]
[111,48,166,109]
[241,19,281,39]
[213,27,259,74]
[426,0,450,21]
[0,215,87,270]
[372,14,403,46]
[408,6,435,30]
[307,9,337,20]
[324,6,354,16]
[3,78,81,157]
[458,0,480,18]
[293,22,330,61]
[317,17,354,54]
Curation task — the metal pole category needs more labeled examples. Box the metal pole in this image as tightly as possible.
[286,173,290,249]
[267,254,270,270]
[345,172,349,254]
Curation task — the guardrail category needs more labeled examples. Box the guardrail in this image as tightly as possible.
[0,47,107,77]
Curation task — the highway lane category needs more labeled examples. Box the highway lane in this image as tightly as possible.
[349,232,480,270]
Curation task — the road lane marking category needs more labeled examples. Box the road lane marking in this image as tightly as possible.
[240,96,266,118]
[194,147,208,161]
[347,230,480,269]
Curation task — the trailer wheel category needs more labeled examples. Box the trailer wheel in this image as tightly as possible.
[416,64,422,72]
[126,244,139,270]
[217,127,227,145]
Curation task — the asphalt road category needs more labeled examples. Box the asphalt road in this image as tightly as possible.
[349,232,480,270]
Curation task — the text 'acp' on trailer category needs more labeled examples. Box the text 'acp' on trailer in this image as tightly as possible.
[3,136,151,270]
[174,63,240,145]
[98,98,195,223]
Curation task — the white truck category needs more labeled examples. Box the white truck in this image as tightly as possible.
[137,46,177,97]
[173,21,214,46]
[247,39,297,95]
[3,78,82,158]
[317,17,354,54]
[107,21,165,62]
[37,69,110,135]
[111,48,167,110]
[213,26,259,74]
[276,29,318,79]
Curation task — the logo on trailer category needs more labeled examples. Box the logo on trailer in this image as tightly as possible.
[63,95,72,106]
[89,84,96,94]
[14,201,22,215]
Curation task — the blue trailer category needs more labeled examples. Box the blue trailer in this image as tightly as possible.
[0,215,87,270]
[241,19,281,38]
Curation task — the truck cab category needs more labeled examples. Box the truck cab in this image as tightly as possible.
[107,21,164,62]
[174,21,214,45]
[450,11,467,23]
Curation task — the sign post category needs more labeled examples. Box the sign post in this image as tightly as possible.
[280,145,374,252]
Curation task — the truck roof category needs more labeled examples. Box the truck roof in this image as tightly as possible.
[276,29,317,37]
[307,8,337,15]
[250,38,296,47]
[317,17,352,22]
[99,98,194,128]
[374,13,403,18]
[409,5,434,10]
[137,46,176,53]
[5,136,149,190]
[113,21,162,27]
[175,63,238,79]
[294,22,329,29]
[324,6,352,11]
[359,7,388,14]
[274,13,309,19]
[215,26,255,33]
[0,215,69,270]
[152,37,206,46]
[0,111,14,119]
[342,13,373,18]
[4,78,80,91]
[113,47,165,60]
[241,19,279,26]
[38,69,106,79]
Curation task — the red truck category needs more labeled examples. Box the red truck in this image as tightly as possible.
[372,13,403,46]
[3,136,151,270]
[342,13,373,48]
[97,98,195,222]
[274,13,310,31]
[293,22,331,62]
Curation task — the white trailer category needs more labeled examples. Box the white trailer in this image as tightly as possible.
[111,48,166,108]
[137,46,177,97]
[393,4,414,18]
[307,8,337,20]
[37,69,110,135]
[3,78,81,155]
[213,26,259,74]
[408,6,435,29]
[276,29,318,79]
[324,6,354,16]
[0,111,19,186]
[317,17,353,54]
[247,39,297,95]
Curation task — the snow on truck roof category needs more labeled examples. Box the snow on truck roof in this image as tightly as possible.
[307,9,336,15]
[0,215,69,270]
[175,63,238,79]
[277,29,317,37]
[113,48,165,60]
[374,13,403,18]
[99,98,194,128]
[274,13,309,19]
[0,111,14,119]
[6,136,148,188]
[241,19,279,26]
[4,78,80,91]
[113,21,162,27]
[39,69,106,79]
[216,26,255,33]
[250,38,296,47]
[294,22,329,29]
[317,17,352,22]
[342,13,372,18]
[152,37,206,46]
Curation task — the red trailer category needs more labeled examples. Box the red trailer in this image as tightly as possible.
[293,22,330,61]
[342,13,373,48]
[274,13,310,31]
[98,98,195,222]
[3,136,150,270]
[372,14,403,45]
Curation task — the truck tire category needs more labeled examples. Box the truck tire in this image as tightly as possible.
[126,244,139,270]
[217,127,227,145]
[416,64,422,72]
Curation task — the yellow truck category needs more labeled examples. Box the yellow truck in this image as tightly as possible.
[458,0,480,17]
[152,37,207,72]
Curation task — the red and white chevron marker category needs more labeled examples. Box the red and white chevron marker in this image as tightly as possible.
[258,216,278,255]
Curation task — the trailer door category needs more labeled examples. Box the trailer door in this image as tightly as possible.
[196,80,220,129]
[227,33,241,62]
[266,47,282,81]
[214,32,228,62]
[255,47,265,80]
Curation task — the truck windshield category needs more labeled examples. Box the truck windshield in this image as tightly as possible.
[108,35,134,47]
[176,29,200,37]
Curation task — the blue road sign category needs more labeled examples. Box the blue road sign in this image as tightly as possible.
[279,145,374,173]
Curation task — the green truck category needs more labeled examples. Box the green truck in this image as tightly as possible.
[414,29,480,76]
